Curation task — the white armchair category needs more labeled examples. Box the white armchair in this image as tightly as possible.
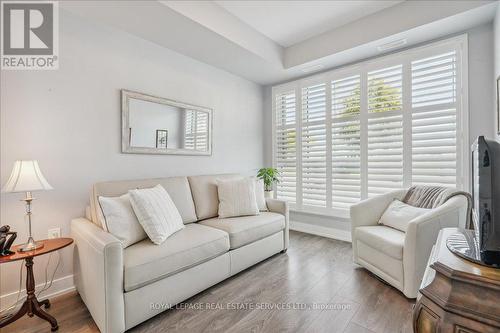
[350,189,468,298]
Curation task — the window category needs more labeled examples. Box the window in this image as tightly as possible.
[272,36,468,216]
[301,83,327,207]
[275,90,297,203]
[367,64,404,197]
[331,75,361,208]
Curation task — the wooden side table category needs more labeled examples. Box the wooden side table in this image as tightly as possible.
[413,228,500,332]
[0,238,73,331]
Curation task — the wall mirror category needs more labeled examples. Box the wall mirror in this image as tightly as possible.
[122,90,212,155]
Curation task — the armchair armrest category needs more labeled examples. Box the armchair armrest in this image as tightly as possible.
[266,198,289,250]
[350,189,406,264]
[71,218,125,333]
[350,189,407,230]
[402,195,468,298]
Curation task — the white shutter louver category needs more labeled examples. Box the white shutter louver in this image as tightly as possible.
[275,91,297,203]
[367,65,404,196]
[331,75,361,208]
[301,83,327,207]
[411,51,457,186]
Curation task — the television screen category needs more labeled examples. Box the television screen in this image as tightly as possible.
[471,136,500,265]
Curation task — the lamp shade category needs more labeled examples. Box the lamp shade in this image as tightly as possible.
[2,160,53,193]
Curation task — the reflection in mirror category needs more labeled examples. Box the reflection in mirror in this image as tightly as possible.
[122,90,212,155]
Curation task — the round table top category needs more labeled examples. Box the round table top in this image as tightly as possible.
[0,238,73,264]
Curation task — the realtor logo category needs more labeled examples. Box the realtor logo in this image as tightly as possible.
[1,1,58,70]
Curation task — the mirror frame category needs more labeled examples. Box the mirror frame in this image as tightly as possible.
[121,89,213,156]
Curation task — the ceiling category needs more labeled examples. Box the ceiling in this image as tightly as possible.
[215,0,404,47]
[61,1,498,85]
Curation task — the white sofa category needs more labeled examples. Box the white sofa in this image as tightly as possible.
[71,174,289,333]
[350,189,467,298]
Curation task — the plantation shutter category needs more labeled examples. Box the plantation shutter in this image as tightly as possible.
[273,37,466,216]
[411,51,457,186]
[275,91,297,203]
[331,75,361,208]
[367,65,404,197]
[301,83,327,207]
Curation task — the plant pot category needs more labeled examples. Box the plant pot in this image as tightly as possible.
[264,190,274,199]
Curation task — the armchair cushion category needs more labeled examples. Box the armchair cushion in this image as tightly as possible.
[379,199,430,232]
[354,225,405,260]
[123,223,229,292]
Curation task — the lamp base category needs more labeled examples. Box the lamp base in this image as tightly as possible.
[18,237,44,252]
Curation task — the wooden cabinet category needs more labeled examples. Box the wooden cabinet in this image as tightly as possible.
[413,228,500,333]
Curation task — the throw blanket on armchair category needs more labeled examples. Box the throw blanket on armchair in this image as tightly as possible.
[402,186,473,229]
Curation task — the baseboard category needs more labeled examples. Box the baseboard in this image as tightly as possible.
[290,220,352,242]
[0,274,75,312]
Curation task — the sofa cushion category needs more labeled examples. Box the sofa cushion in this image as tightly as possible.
[254,178,268,212]
[199,212,285,249]
[92,176,198,229]
[354,226,405,260]
[187,174,240,220]
[128,185,185,245]
[123,223,229,291]
[217,177,259,218]
[98,194,147,248]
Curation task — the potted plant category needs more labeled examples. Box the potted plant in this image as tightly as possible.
[257,168,280,198]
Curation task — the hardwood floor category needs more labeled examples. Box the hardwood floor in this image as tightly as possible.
[2,231,415,333]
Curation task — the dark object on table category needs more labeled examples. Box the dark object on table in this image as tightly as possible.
[471,136,500,266]
[0,225,17,256]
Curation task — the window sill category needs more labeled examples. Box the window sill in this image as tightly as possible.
[288,204,350,220]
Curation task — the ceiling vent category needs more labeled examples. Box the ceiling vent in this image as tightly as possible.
[301,64,324,73]
[377,39,407,52]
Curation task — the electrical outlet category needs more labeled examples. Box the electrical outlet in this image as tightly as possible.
[48,228,61,239]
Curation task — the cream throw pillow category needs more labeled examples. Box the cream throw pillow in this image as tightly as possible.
[379,199,430,232]
[128,185,185,244]
[217,178,259,218]
[254,178,268,212]
[98,194,147,248]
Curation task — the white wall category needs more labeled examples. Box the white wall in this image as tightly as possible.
[468,23,496,143]
[264,23,496,234]
[0,10,264,304]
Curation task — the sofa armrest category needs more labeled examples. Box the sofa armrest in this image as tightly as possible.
[403,195,468,298]
[266,198,289,250]
[71,218,125,333]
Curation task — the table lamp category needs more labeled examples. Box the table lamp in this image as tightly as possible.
[2,160,53,252]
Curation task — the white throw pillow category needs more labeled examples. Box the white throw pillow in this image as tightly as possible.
[98,194,147,248]
[254,178,268,212]
[128,185,185,245]
[217,178,259,218]
[379,199,430,232]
